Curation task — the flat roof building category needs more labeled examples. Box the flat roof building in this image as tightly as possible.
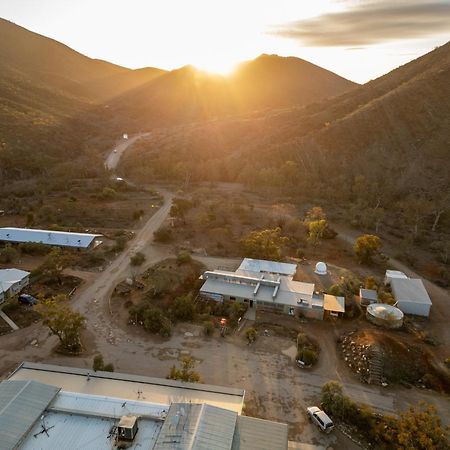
[200,259,343,320]
[385,270,408,285]
[359,288,378,307]
[4,362,288,450]
[391,278,432,317]
[0,227,101,249]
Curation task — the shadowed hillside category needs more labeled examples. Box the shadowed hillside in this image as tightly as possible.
[120,42,450,269]
[107,55,357,129]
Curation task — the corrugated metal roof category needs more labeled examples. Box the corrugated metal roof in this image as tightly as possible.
[0,227,101,248]
[238,259,297,277]
[10,362,245,414]
[0,380,60,450]
[154,403,237,450]
[231,416,288,450]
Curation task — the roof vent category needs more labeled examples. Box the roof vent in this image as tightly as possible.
[117,415,139,441]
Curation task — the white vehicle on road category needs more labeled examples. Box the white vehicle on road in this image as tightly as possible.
[307,406,334,433]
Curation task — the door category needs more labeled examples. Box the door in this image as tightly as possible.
[249,300,254,308]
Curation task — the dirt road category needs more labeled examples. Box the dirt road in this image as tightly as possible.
[104,132,150,171]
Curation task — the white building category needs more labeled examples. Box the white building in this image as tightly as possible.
[384,270,408,285]
[0,268,30,304]
[0,227,101,249]
[200,258,344,320]
[2,361,288,450]
[391,278,432,317]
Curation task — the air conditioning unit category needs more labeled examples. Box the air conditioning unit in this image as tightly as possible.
[117,415,139,441]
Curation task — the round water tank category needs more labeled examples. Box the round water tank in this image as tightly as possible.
[366,303,404,329]
[314,262,327,275]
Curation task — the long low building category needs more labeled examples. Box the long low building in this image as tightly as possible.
[391,278,432,317]
[3,362,289,450]
[0,227,101,249]
[0,268,30,304]
[200,258,344,320]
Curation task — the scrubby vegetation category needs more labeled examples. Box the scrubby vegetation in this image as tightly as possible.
[321,381,449,449]
[167,356,201,383]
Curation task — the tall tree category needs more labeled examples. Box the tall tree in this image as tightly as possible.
[36,294,85,352]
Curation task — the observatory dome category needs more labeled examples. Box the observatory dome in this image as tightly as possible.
[314,262,327,275]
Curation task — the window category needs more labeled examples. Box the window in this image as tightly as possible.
[230,297,236,301]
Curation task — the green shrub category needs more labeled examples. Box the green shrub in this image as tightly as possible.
[93,354,114,372]
[130,252,146,266]
[154,226,173,243]
[0,245,19,263]
[245,327,257,343]
[177,250,192,264]
[297,348,318,365]
[203,320,214,336]
[171,294,195,322]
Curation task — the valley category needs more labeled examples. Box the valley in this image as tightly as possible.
[0,16,449,450]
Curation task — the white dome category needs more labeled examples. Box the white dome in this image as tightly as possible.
[315,262,327,275]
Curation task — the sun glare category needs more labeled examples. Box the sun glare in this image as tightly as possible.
[192,58,238,76]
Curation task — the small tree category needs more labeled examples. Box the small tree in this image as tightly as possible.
[177,250,192,264]
[93,354,114,372]
[154,226,173,243]
[389,402,449,450]
[245,327,257,343]
[167,356,201,383]
[171,294,195,322]
[354,234,382,264]
[36,294,85,352]
[307,219,327,246]
[240,228,288,260]
[130,252,146,266]
[36,247,73,284]
[305,206,326,222]
[0,244,19,263]
[203,320,214,336]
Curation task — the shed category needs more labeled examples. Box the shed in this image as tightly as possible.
[384,270,408,285]
[359,288,378,307]
[323,294,345,316]
[391,278,432,317]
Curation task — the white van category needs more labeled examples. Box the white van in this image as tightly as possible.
[307,406,334,433]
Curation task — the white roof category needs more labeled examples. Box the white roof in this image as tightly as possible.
[0,269,30,294]
[200,270,318,308]
[314,262,327,275]
[0,227,101,248]
[385,270,408,280]
[20,391,164,450]
[238,258,297,277]
[391,278,432,305]
[10,362,244,414]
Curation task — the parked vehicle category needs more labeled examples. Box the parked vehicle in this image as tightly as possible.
[307,406,334,433]
[18,294,37,306]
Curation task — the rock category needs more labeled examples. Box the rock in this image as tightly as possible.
[30,339,38,346]
[184,332,194,337]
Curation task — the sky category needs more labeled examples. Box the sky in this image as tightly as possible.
[0,0,449,83]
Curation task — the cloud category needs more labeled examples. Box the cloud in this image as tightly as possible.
[272,1,450,46]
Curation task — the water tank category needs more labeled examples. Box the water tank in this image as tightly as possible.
[314,262,327,275]
[366,303,404,329]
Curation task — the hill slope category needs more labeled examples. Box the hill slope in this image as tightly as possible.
[121,42,450,219]
[107,55,357,130]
